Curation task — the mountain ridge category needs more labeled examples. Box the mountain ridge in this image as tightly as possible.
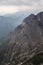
[0,12,43,65]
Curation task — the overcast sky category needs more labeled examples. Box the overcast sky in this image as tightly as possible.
[0,0,43,15]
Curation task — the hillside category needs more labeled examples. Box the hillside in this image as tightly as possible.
[0,12,43,65]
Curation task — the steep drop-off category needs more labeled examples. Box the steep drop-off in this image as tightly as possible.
[0,12,43,65]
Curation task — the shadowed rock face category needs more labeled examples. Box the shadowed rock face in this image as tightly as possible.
[0,12,43,65]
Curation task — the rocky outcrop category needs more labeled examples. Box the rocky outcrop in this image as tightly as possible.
[0,12,43,65]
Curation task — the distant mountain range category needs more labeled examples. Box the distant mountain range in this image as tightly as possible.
[0,11,30,39]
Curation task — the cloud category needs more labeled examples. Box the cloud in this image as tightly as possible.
[0,0,42,6]
[0,0,43,15]
[0,5,43,15]
[0,6,19,15]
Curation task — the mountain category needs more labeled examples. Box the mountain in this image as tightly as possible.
[0,11,29,39]
[0,12,43,65]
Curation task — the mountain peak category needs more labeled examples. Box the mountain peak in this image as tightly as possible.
[37,12,43,15]
[23,14,35,22]
[28,14,35,18]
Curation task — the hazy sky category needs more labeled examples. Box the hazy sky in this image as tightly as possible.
[0,0,43,15]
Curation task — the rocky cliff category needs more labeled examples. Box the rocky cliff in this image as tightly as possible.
[0,12,43,65]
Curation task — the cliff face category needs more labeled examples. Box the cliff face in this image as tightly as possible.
[0,12,43,65]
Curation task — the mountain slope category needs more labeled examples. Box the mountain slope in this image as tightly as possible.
[0,12,43,65]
